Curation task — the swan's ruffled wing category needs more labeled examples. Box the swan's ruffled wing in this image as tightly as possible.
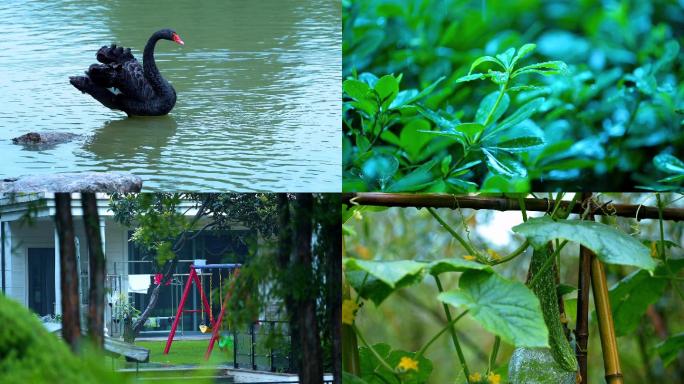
[89,44,155,101]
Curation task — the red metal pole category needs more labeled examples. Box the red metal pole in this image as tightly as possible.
[164,266,197,354]
[205,268,240,360]
[192,269,214,324]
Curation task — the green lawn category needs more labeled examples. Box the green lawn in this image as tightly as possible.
[116,339,232,367]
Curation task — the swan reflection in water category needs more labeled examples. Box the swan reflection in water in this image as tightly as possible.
[83,115,178,165]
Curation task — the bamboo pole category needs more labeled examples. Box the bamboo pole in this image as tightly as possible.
[575,193,593,383]
[342,193,684,221]
[592,257,624,383]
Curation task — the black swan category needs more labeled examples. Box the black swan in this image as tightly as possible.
[70,29,184,116]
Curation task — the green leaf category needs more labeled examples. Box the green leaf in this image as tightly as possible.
[416,105,459,130]
[375,75,399,110]
[344,258,426,305]
[400,119,432,161]
[512,216,656,271]
[511,44,536,69]
[386,160,438,192]
[482,148,528,178]
[654,153,684,174]
[428,258,492,276]
[468,55,504,74]
[512,61,568,78]
[496,48,516,69]
[656,333,684,367]
[610,269,667,336]
[440,155,452,176]
[487,97,545,138]
[390,77,445,108]
[342,372,369,384]
[491,136,545,152]
[456,73,486,83]
[610,259,684,336]
[456,122,485,142]
[343,79,371,100]
[438,270,549,348]
[476,92,510,125]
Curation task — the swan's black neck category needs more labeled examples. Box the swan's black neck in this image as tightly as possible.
[143,31,172,95]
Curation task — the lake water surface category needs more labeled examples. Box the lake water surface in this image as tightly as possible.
[0,0,340,191]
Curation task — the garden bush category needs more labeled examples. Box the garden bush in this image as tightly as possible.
[0,294,124,384]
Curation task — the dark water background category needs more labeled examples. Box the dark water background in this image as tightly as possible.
[0,0,341,191]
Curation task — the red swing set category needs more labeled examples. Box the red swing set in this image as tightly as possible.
[163,263,241,360]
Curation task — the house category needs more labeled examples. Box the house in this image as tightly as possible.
[0,193,251,338]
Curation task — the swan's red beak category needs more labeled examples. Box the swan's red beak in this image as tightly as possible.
[172,33,184,46]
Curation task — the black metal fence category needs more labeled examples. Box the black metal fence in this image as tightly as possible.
[233,320,293,373]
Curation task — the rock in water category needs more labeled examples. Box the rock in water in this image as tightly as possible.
[0,172,142,192]
[508,347,577,384]
[11,132,83,146]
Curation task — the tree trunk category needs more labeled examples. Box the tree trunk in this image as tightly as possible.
[322,194,342,384]
[54,193,81,353]
[81,193,105,348]
[293,193,323,384]
[276,194,300,373]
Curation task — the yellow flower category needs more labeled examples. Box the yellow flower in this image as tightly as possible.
[342,299,359,325]
[651,241,658,258]
[468,372,482,382]
[463,255,476,261]
[487,249,502,260]
[487,372,501,384]
[396,356,419,372]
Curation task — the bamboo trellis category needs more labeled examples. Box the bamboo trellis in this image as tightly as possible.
[343,192,684,383]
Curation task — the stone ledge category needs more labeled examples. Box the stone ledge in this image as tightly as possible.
[0,172,143,192]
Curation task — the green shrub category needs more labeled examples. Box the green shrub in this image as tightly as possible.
[0,294,125,384]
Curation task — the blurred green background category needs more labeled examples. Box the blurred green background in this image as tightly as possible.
[344,193,684,383]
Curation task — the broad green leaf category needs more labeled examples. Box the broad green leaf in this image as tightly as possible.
[344,258,426,305]
[496,48,516,69]
[610,259,684,336]
[456,122,485,142]
[428,258,492,275]
[440,155,452,176]
[512,61,568,78]
[654,153,684,174]
[400,119,432,161]
[416,105,459,130]
[476,91,510,125]
[511,43,536,68]
[390,77,444,108]
[610,269,667,336]
[446,178,479,193]
[468,55,504,74]
[512,216,656,271]
[343,79,371,100]
[656,333,684,367]
[418,129,467,147]
[389,89,419,109]
[654,40,680,74]
[659,174,684,183]
[482,148,527,178]
[438,270,549,348]
[487,97,545,138]
[342,372,369,384]
[456,73,486,83]
[386,160,438,192]
[491,136,545,152]
[375,75,399,110]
